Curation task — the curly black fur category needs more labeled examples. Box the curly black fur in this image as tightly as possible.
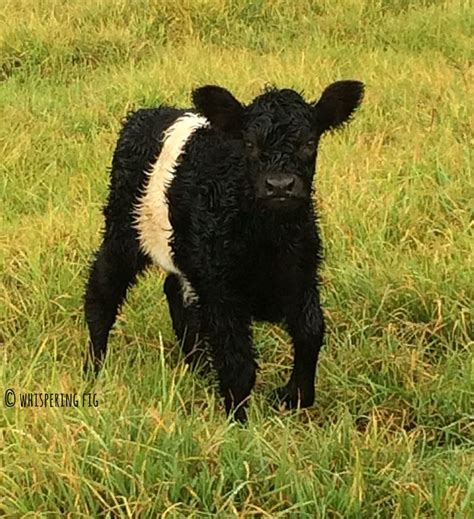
[84,81,364,421]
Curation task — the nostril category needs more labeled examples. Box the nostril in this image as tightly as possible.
[285,177,295,193]
[265,178,275,194]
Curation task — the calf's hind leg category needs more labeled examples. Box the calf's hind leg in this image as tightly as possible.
[84,242,147,374]
[164,274,205,367]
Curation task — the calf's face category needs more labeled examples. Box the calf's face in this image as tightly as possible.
[193,81,364,211]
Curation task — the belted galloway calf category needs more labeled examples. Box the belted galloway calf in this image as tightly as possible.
[84,81,364,421]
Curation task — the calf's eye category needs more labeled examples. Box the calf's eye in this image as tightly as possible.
[300,139,317,157]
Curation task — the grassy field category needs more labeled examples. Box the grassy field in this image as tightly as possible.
[1,0,473,516]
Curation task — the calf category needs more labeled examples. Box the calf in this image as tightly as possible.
[84,81,364,421]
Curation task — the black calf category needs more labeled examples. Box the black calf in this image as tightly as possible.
[84,81,364,420]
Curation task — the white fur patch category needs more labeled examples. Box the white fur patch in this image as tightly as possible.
[181,276,199,306]
[134,112,208,303]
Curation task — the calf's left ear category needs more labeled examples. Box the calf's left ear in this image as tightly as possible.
[313,80,364,133]
[192,85,244,135]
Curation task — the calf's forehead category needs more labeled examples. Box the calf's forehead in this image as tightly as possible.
[245,89,314,139]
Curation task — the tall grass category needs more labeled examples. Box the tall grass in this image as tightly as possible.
[1,0,472,516]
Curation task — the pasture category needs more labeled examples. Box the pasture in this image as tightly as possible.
[1,0,472,516]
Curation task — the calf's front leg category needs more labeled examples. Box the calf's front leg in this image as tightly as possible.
[202,301,257,422]
[278,283,325,409]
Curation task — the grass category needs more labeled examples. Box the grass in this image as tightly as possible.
[0,0,473,516]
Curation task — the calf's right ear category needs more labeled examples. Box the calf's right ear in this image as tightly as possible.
[192,85,244,135]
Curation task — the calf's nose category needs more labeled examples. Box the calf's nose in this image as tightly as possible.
[265,176,296,197]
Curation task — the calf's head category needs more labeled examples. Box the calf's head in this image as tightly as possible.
[193,81,364,211]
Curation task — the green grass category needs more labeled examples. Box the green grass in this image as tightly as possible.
[1,0,473,516]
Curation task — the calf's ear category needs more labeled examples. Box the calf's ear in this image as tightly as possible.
[313,80,364,133]
[192,85,244,135]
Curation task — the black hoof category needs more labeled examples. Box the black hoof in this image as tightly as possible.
[273,384,314,410]
[231,406,248,423]
[83,356,102,379]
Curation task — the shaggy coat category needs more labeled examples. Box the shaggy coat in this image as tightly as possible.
[84,81,364,421]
